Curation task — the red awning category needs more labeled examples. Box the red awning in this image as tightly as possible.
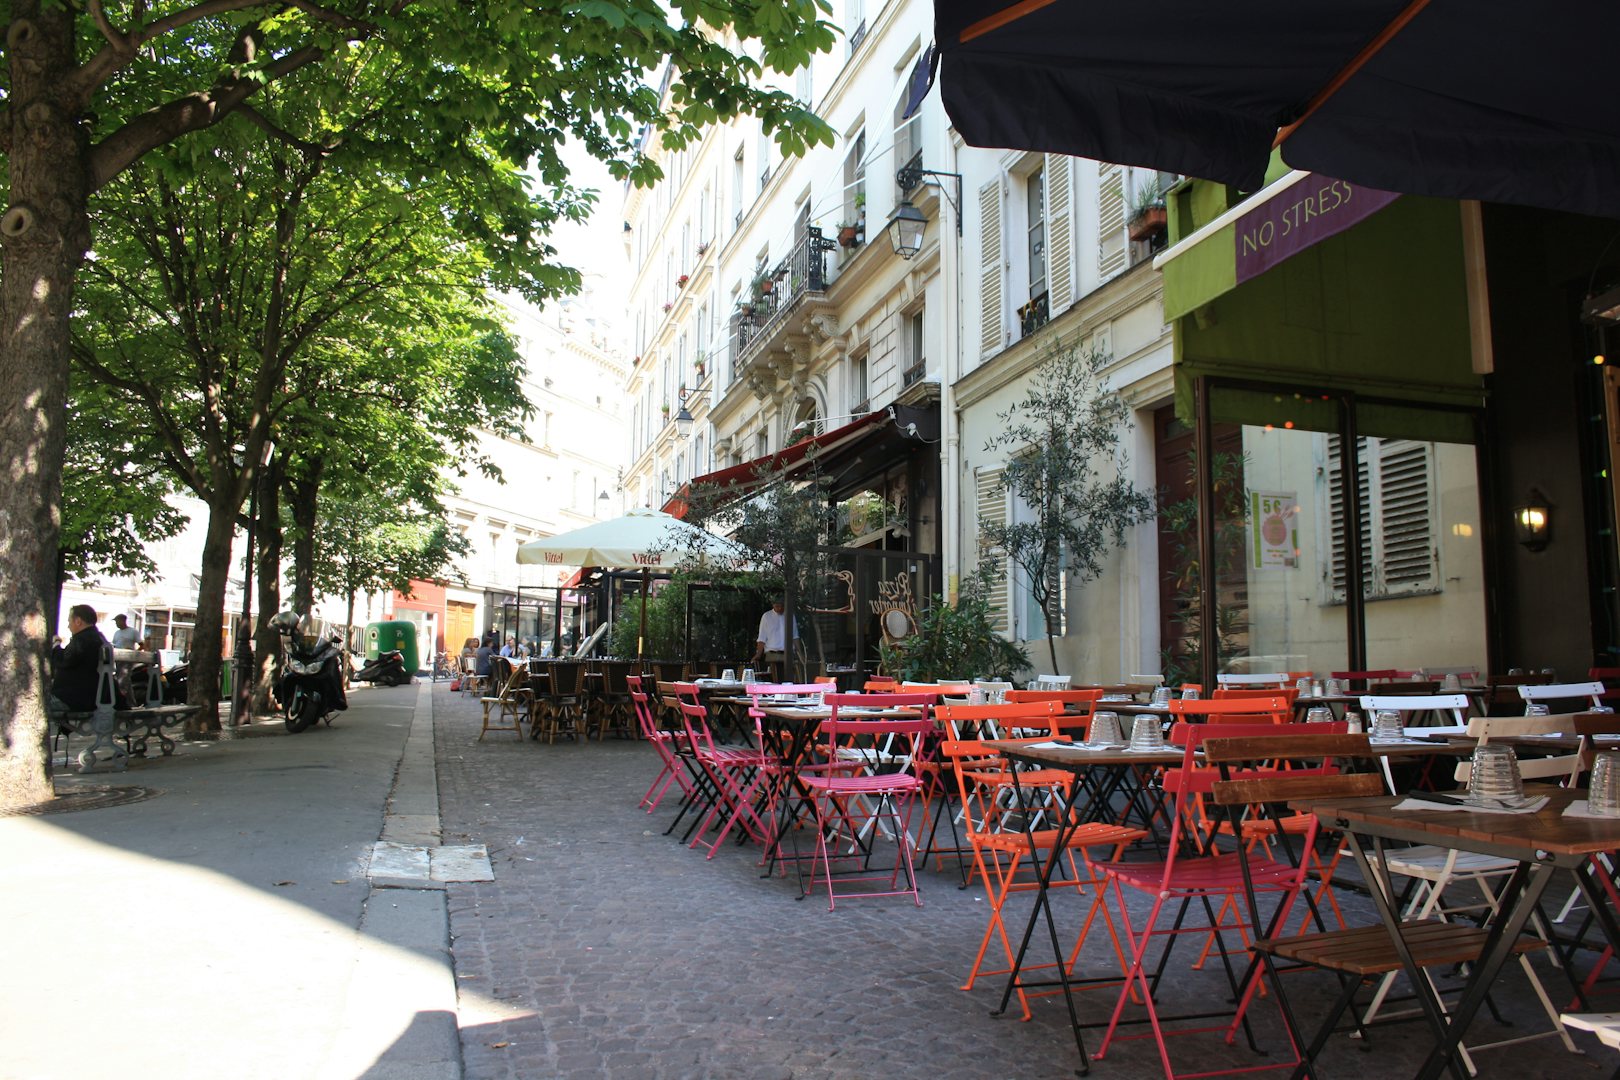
[663,409,893,518]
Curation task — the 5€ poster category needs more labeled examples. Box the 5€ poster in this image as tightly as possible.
[1250,491,1298,570]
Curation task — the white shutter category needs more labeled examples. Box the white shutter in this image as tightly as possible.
[1045,154,1072,315]
[1327,435,1436,601]
[979,179,1004,359]
[1377,439,1436,592]
[1098,162,1126,279]
[1327,435,1371,600]
[976,467,1011,633]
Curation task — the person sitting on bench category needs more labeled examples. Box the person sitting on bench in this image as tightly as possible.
[50,604,109,714]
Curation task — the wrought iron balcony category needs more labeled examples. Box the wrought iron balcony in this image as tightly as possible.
[730,226,837,371]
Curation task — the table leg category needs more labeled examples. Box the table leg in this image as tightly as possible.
[1411,855,1557,1080]
[993,766,1092,1074]
[1344,833,1471,1080]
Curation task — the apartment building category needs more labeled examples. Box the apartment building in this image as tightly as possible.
[619,0,1183,678]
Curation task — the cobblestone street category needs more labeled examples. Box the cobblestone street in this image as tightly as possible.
[432,685,1605,1080]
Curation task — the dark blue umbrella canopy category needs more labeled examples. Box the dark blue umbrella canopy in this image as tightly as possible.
[934,0,1620,218]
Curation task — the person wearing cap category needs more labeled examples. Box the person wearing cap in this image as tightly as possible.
[110,613,140,650]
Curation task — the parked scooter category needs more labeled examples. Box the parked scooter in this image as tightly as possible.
[162,658,189,705]
[355,649,411,687]
[269,611,348,732]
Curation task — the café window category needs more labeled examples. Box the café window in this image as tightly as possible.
[142,607,196,656]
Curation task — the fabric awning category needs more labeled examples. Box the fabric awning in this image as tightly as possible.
[663,409,894,518]
[931,0,1620,219]
[1155,169,1402,322]
[1160,173,1485,440]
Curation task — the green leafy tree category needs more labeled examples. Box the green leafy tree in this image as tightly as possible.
[71,108,525,731]
[309,491,469,635]
[1158,449,1251,688]
[0,0,835,811]
[980,339,1156,676]
[878,566,1030,683]
[58,378,187,621]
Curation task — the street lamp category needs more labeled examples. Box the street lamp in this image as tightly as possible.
[888,163,963,260]
[674,387,695,439]
[886,202,929,259]
[230,438,275,727]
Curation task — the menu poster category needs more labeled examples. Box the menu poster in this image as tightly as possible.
[1249,491,1299,570]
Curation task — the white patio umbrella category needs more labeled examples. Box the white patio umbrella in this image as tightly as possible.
[515,508,745,658]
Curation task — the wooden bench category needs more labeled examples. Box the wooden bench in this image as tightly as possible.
[49,645,198,771]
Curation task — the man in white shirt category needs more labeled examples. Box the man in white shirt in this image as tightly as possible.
[110,614,140,650]
[754,597,786,666]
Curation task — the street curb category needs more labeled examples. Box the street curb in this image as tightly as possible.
[349,679,462,1080]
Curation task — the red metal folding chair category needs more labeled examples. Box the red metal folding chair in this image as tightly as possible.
[629,674,693,813]
[1096,721,1335,1080]
[799,711,934,910]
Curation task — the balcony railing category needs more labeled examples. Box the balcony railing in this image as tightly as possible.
[731,226,837,368]
[1018,292,1051,340]
[902,362,927,389]
[848,19,867,53]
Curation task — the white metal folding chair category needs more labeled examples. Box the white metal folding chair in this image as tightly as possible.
[1358,711,1581,1070]
[1215,672,1291,688]
[1519,680,1605,713]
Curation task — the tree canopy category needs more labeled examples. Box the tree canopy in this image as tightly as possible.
[0,0,838,808]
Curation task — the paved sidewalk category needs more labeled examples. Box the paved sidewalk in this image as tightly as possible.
[0,680,1606,1080]
[433,686,1605,1080]
[0,679,471,1080]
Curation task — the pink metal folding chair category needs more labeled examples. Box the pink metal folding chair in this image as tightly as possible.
[799,710,934,910]
[677,688,776,859]
[1096,721,1333,1080]
[629,675,693,814]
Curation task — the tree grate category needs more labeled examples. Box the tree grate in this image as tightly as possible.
[2,785,163,817]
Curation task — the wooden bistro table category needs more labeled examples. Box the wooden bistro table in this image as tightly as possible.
[984,736,1479,1074]
[981,738,1186,1070]
[1293,786,1620,1080]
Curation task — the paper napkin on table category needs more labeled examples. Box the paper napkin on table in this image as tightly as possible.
[1392,795,1550,815]
[1561,799,1620,820]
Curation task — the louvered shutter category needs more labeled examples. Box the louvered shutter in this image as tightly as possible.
[1045,154,1072,314]
[1098,162,1126,278]
[1376,440,1436,593]
[976,468,1011,633]
[1044,546,1065,637]
[1327,435,1435,601]
[979,179,1004,359]
[1327,435,1372,601]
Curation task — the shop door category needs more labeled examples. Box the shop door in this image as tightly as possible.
[445,601,476,654]
[1154,406,1245,686]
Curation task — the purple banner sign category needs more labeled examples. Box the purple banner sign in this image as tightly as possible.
[1234,175,1400,284]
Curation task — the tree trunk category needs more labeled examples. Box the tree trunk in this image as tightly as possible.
[252,453,284,716]
[0,7,92,809]
[1045,609,1061,677]
[287,462,322,611]
[187,487,243,733]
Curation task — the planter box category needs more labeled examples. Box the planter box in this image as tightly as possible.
[1128,205,1168,241]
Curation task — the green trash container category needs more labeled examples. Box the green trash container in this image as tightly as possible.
[366,620,420,675]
